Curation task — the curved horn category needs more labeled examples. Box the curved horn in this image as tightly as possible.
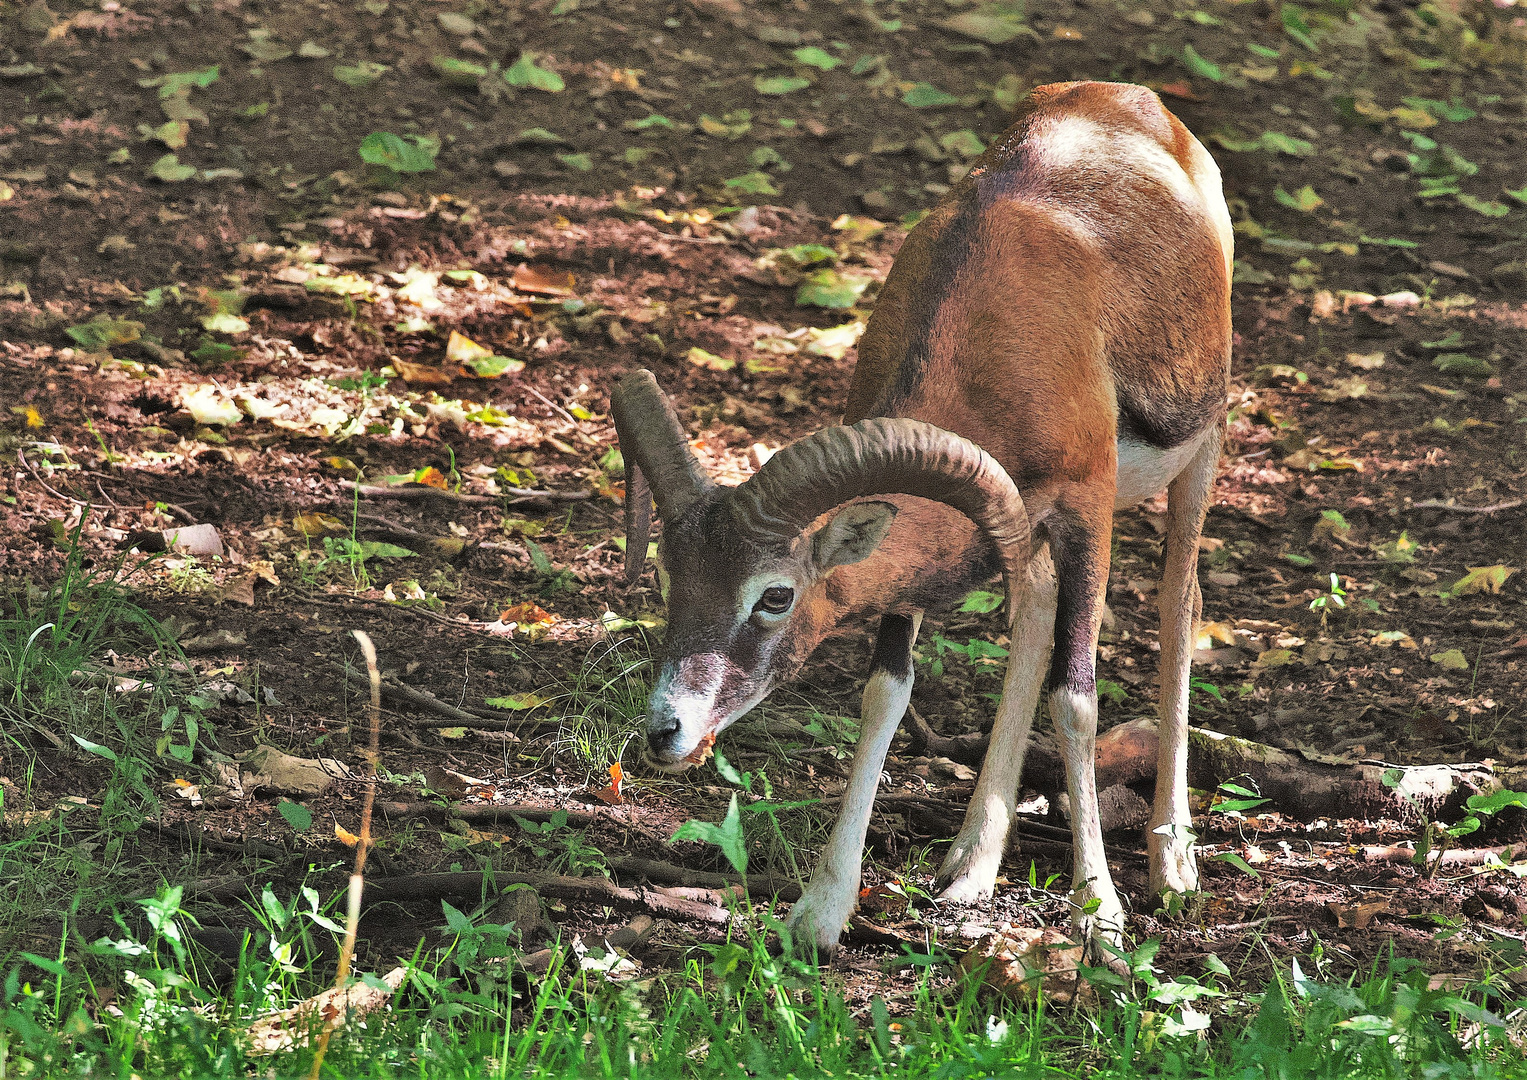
[727,418,1030,608]
[609,369,714,584]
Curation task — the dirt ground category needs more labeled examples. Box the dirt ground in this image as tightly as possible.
[1,0,1525,1000]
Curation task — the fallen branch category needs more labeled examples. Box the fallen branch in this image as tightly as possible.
[904,712,1527,825]
[375,801,601,829]
[902,711,1158,793]
[1364,842,1527,867]
[360,871,732,925]
[605,855,802,903]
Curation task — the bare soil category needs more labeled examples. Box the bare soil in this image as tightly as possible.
[1,0,1525,999]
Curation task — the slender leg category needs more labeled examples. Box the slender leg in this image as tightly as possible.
[1148,428,1222,896]
[1047,512,1124,954]
[786,612,921,955]
[935,547,1056,902]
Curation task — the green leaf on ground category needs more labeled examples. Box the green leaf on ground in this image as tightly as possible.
[939,129,985,158]
[463,355,525,377]
[795,267,873,308]
[1432,353,1494,377]
[626,114,677,131]
[1274,184,1324,212]
[1451,565,1515,596]
[556,152,593,172]
[723,171,779,196]
[431,56,488,86]
[939,7,1034,45]
[902,83,959,108]
[1212,130,1313,156]
[65,318,143,350]
[1429,649,1468,671]
[1182,44,1222,82]
[1280,4,1318,51]
[791,46,839,70]
[686,347,735,372]
[333,62,388,88]
[754,73,810,95]
[516,127,567,145]
[358,132,438,173]
[1456,194,1509,217]
[147,154,196,182]
[143,66,220,98]
[504,52,564,92]
[1401,96,1476,122]
[240,31,293,63]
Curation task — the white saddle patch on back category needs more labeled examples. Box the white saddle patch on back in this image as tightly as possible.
[1114,426,1213,508]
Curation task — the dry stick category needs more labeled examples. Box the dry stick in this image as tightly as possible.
[604,855,803,903]
[330,661,561,731]
[338,479,591,505]
[375,800,600,828]
[17,448,113,511]
[307,632,383,1080]
[1413,498,1524,514]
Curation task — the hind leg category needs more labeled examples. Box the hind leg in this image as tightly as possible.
[1047,507,1124,954]
[1148,428,1222,897]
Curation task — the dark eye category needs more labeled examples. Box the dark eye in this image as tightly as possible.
[756,586,795,615]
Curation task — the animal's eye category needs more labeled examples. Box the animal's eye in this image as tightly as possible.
[756,586,795,615]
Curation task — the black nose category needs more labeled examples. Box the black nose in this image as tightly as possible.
[646,716,681,749]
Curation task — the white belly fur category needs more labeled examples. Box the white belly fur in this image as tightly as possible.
[1114,426,1213,509]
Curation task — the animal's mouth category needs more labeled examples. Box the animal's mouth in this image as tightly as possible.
[642,731,716,773]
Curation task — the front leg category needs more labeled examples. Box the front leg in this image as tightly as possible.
[786,613,919,957]
[936,547,1056,902]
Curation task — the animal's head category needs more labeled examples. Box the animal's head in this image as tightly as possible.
[610,370,1032,772]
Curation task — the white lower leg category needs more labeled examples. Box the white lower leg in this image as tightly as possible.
[1052,686,1124,950]
[938,552,1056,903]
[1148,433,1219,897]
[787,659,914,953]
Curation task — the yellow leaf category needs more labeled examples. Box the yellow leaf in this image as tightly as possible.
[293,512,347,537]
[1196,621,1238,649]
[17,405,43,428]
[335,823,360,846]
[445,330,493,364]
[686,346,735,372]
[1451,565,1515,596]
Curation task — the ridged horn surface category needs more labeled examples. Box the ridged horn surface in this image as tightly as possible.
[726,418,1030,608]
[609,369,714,584]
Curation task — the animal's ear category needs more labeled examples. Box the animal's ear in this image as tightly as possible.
[811,501,898,572]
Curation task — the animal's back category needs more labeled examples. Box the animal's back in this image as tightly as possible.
[846,81,1232,458]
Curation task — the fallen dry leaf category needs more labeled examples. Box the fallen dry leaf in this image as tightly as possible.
[511,263,576,297]
[244,967,407,1055]
[393,359,455,384]
[960,927,1091,1006]
[1327,898,1390,929]
[593,761,625,805]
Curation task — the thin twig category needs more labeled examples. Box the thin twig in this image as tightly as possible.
[330,662,562,730]
[339,479,590,504]
[17,449,113,511]
[1413,498,1524,514]
[308,632,383,1080]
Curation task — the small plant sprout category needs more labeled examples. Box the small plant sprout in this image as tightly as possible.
[1309,572,1346,623]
